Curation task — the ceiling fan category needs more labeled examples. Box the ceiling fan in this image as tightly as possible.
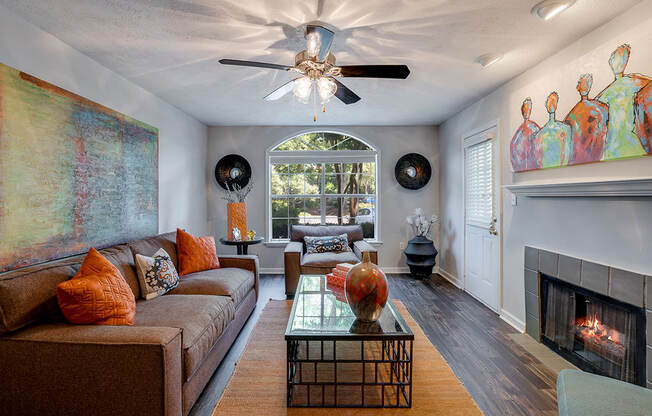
[219,24,410,120]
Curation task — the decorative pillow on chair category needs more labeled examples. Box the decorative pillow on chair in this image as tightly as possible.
[176,228,220,276]
[135,248,180,300]
[57,247,136,325]
[304,234,352,254]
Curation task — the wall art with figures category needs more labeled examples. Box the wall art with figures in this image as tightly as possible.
[510,44,651,172]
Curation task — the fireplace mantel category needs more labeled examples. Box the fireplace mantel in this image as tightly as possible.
[504,177,652,197]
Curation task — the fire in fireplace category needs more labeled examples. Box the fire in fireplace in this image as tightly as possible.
[540,274,646,386]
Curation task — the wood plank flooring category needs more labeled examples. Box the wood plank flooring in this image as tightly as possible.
[189,274,559,416]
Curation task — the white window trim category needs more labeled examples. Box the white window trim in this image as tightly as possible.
[265,130,381,244]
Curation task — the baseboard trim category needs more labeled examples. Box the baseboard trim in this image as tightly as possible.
[438,268,463,288]
[260,266,418,275]
[260,268,284,274]
[500,309,526,333]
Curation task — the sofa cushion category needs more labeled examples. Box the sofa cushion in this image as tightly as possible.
[129,232,178,270]
[99,244,140,299]
[0,256,83,334]
[170,268,254,307]
[176,229,220,276]
[57,248,136,326]
[557,369,652,416]
[134,294,234,381]
[290,225,363,246]
[301,251,359,268]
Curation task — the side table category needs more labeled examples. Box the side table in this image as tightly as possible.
[219,236,264,255]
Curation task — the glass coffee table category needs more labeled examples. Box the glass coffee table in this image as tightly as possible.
[285,275,414,408]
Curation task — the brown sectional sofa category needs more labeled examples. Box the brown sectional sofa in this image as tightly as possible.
[0,231,258,416]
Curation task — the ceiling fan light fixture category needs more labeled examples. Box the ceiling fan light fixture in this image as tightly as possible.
[317,76,337,103]
[475,53,503,68]
[531,0,576,20]
[293,76,313,103]
[306,31,321,59]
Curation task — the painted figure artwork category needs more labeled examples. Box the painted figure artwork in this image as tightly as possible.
[0,62,158,273]
[534,92,572,168]
[635,81,652,154]
[510,98,541,171]
[511,44,652,172]
[596,44,649,160]
[564,74,609,165]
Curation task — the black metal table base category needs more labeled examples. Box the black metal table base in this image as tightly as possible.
[286,338,413,408]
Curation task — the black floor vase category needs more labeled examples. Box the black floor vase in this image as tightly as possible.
[404,236,438,279]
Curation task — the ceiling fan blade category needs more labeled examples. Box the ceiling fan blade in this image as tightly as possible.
[263,79,297,101]
[305,25,334,62]
[219,59,292,71]
[338,65,410,79]
[332,78,361,104]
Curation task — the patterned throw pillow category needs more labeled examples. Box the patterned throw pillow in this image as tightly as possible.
[135,248,180,300]
[304,234,352,254]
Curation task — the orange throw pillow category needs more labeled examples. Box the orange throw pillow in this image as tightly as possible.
[57,247,136,325]
[176,228,220,276]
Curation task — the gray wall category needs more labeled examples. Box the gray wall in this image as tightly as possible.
[0,5,209,235]
[439,1,652,329]
[207,126,439,271]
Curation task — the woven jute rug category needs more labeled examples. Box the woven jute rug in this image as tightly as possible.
[213,300,482,415]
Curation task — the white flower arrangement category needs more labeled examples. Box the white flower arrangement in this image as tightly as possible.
[221,181,253,203]
[406,208,439,238]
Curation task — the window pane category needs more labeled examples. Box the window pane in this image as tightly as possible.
[359,175,375,194]
[361,162,375,173]
[288,164,304,174]
[288,174,304,194]
[272,164,288,174]
[271,174,288,195]
[324,163,340,173]
[304,197,320,217]
[305,174,320,194]
[271,198,288,217]
[272,219,289,239]
[304,163,321,173]
[288,197,304,218]
[325,197,342,217]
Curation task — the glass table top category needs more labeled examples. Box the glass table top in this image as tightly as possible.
[285,275,413,340]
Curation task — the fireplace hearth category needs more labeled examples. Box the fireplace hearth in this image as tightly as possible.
[523,247,651,389]
[540,273,646,386]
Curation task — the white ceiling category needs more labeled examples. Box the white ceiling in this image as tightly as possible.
[1,0,640,126]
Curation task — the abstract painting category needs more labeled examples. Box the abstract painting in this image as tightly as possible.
[0,62,158,273]
[511,44,652,172]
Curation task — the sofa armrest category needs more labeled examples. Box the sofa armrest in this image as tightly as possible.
[284,242,303,295]
[218,255,260,299]
[353,240,378,264]
[0,324,183,416]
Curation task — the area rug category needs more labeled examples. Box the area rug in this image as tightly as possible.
[213,300,482,415]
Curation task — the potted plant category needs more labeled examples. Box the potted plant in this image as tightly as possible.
[404,208,439,279]
[222,182,253,241]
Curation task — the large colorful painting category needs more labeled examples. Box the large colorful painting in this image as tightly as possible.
[0,63,158,273]
[511,44,652,172]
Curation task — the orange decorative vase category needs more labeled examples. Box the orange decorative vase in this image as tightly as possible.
[227,202,247,240]
[345,252,388,322]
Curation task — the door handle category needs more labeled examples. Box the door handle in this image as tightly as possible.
[489,227,498,236]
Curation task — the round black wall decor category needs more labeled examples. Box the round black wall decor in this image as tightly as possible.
[394,153,431,190]
[215,154,251,190]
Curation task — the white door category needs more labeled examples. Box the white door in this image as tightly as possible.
[463,129,500,312]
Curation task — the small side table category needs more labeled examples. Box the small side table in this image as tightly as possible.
[219,236,264,255]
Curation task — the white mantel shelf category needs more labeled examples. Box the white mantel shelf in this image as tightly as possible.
[503,178,652,197]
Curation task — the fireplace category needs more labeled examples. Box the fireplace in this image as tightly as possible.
[540,273,646,386]
[523,247,651,388]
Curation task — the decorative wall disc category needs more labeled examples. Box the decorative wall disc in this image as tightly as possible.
[215,154,251,190]
[394,153,431,190]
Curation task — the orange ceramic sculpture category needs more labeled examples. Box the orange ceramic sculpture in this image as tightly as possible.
[344,252,388,322]
[227,202,247,241]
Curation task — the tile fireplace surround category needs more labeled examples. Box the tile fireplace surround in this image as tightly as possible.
[523,246,651,388]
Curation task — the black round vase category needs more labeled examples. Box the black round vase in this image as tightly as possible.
[404,236,438,279]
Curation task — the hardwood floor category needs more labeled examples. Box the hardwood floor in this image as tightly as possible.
[189,274,559,416]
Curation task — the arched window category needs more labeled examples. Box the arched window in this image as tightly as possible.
[266,131,379,242]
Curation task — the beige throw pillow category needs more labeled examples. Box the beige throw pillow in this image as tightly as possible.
[135,248,179,300]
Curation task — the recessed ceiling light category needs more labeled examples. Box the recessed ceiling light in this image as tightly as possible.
[475,53,504,68]
[531,0,576,21]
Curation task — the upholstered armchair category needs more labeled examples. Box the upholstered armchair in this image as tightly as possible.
[283,224,377,295]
